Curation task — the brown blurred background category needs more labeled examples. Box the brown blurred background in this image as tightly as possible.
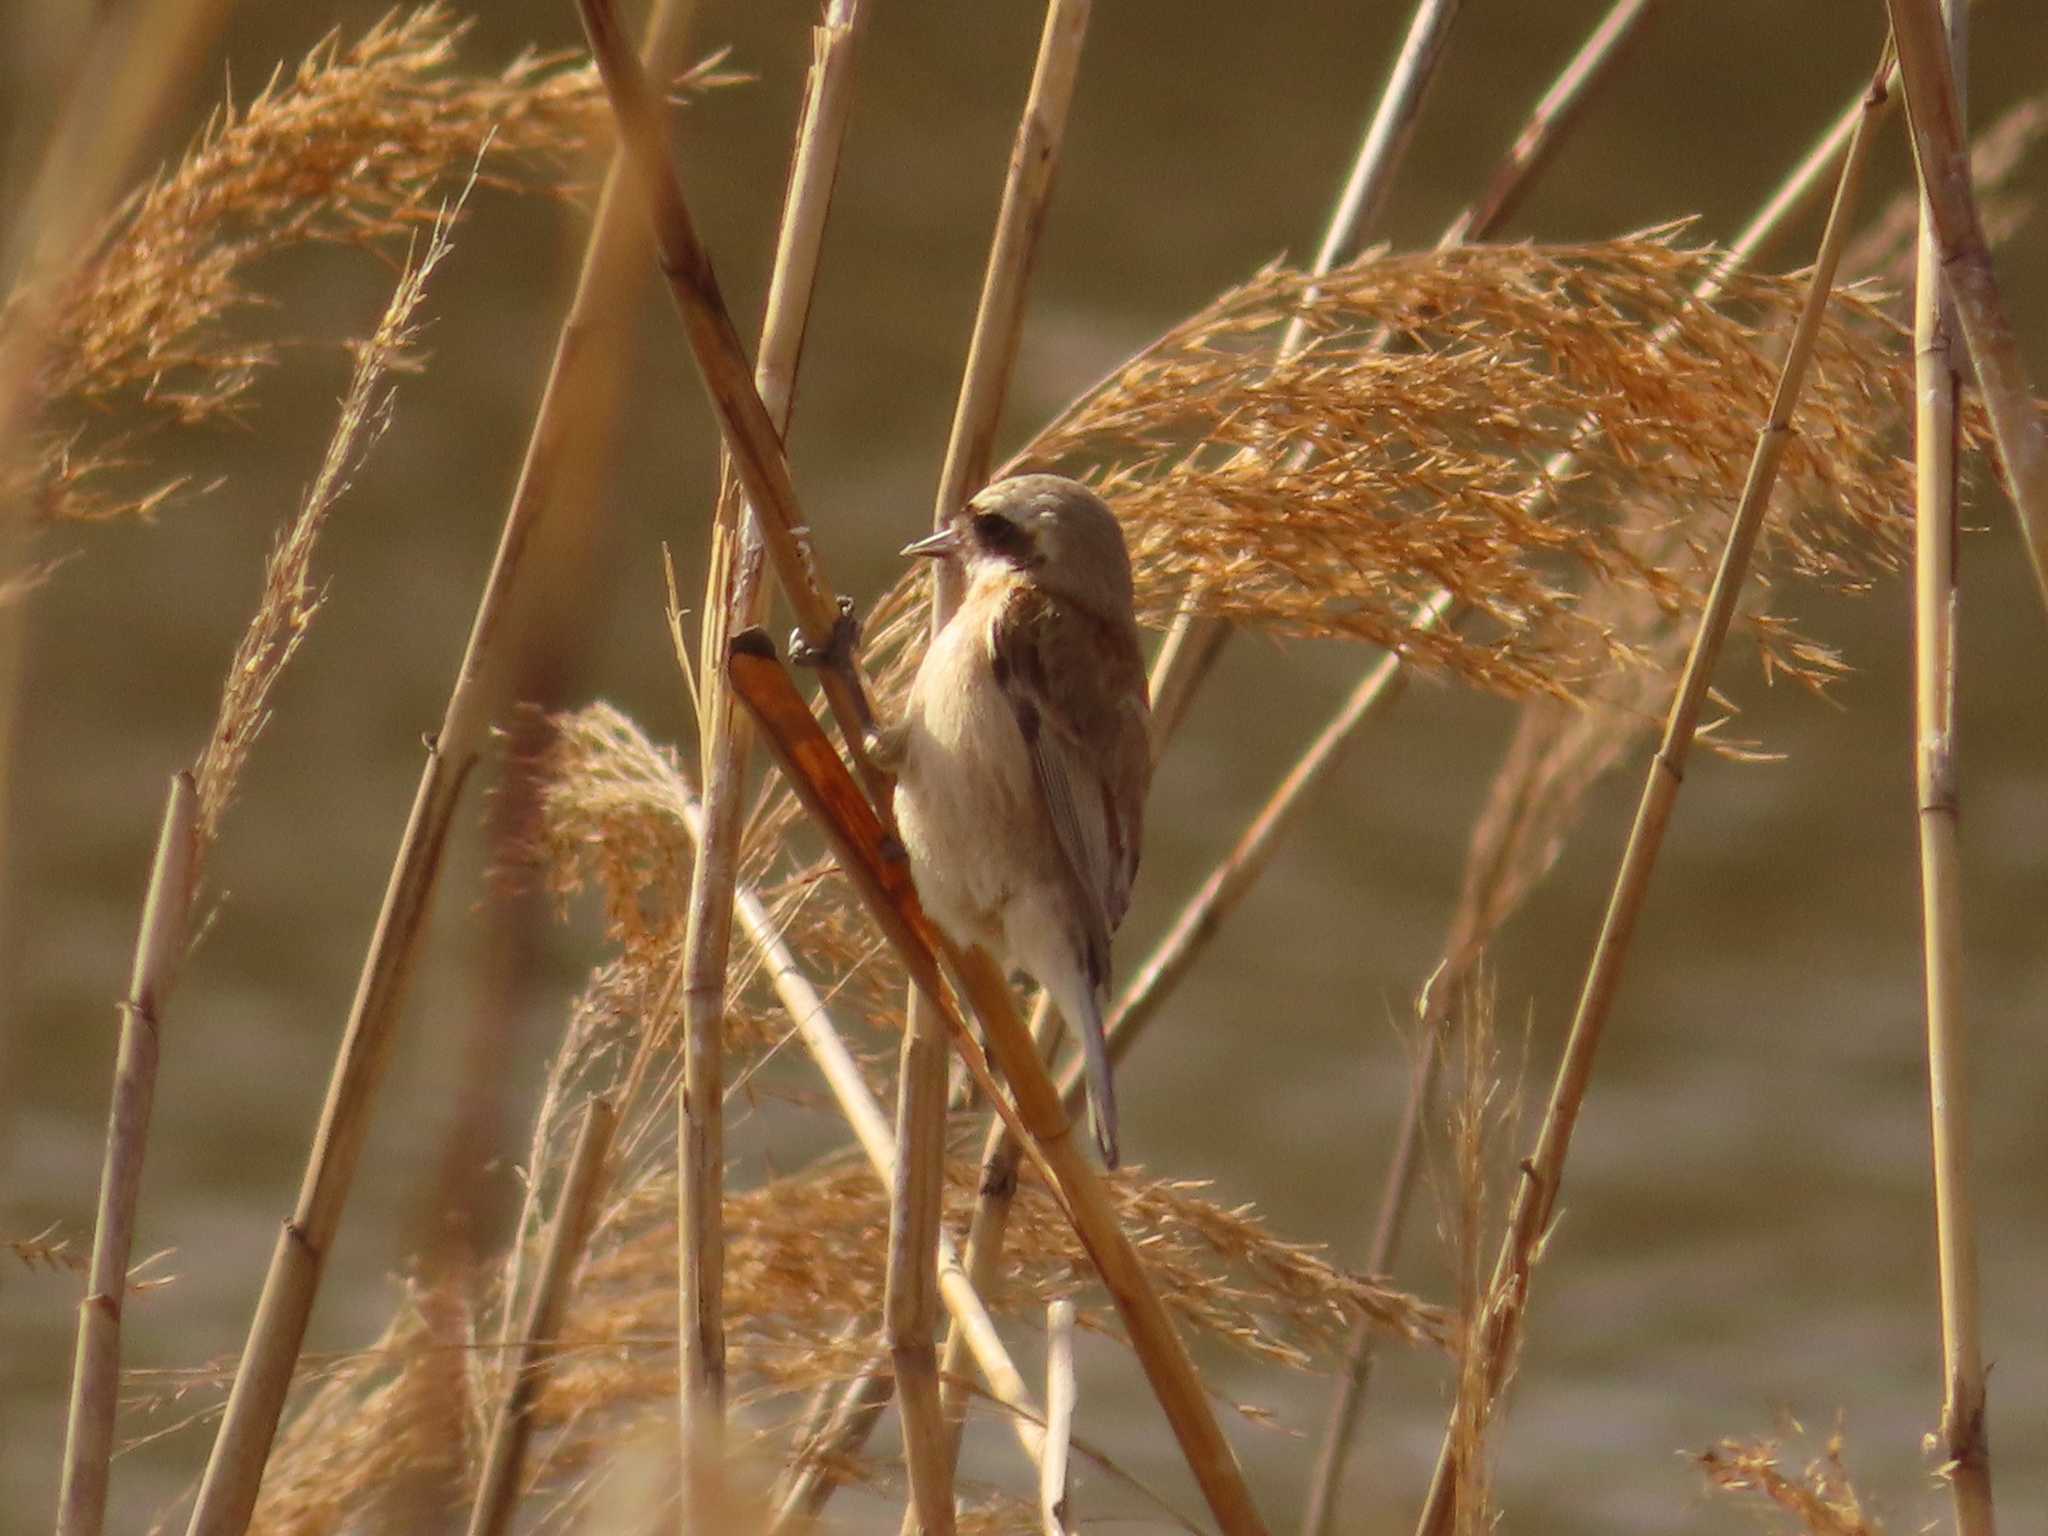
[4,2,2047,1531]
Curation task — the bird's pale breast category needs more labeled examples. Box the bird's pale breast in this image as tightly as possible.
[894,597,1058,955]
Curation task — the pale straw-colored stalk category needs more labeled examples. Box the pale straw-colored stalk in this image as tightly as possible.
[670,0,873,1474]
[1040,1298,1079,1536]
[1908,5,1995,1531]
[769,1355,894,1529]
[573,0,890,803]
[900,4,1091,1528]
[179,8,701,1534]
[1305,45,1902,1533]
[1145,0,1465,746]
[465,1098,616,1536]
[1410,42,1898,1535]
[55,774,197,1536]
[727,637,1270,1536]
[1887,0,2048,617]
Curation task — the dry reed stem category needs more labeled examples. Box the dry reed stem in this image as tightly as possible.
[1908,7,1995,1532]
[673,0,873,1478]
[1143,0,1465,744]
[927,0,1090,624]
[1696,1432,1882,1536]
[573,0,888,804]
[1440,0,1663,246]
[725,636,1272,1536]
[466,1098,616,1536]
[770,1354,894,1529]
[1888,0,2048,618]
[1411,44,1897,1536]
[1039,1299,1078,1536]
[1306,61,1914,1532]
[179,7,703,1533]
[912,2,1091,1523]
[55,773,198,1536]
[59,202,453,1536]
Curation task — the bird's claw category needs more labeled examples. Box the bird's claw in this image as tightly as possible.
[788,596,861,673]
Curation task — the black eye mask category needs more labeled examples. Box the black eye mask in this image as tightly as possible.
[970,510,1038,566]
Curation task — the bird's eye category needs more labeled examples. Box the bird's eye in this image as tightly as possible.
[970,510,1027,557]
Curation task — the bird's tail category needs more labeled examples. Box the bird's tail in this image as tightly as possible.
[1075,982,1118,1170]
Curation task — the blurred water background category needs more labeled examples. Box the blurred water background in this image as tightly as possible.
[4,2,2047,1531]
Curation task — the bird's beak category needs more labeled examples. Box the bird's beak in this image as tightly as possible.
[900,525,964,559]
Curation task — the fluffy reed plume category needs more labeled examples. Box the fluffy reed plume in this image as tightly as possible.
[998,234,1917,698]
[1433,979,1514,1536]
[1696,1430,1882,1536]
[233,1146,1437,1535]
[189,205,457,855]
[5,3,735,527]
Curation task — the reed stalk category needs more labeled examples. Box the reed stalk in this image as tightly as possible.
[1145,0,1464,746]
[727,634,1270,1536]
[1302,51,1901,1531]
[1040,1298,1079,1536]
[898,5,1091,1527]
[573,0,889,803]
[672,0,873,1473]
[1887,0,2048,617]
[669,792,1047,1466]
[55,773,197,1536]
[1909,6,1994,1531]
[179,9,700,1535]
[1410,42,1897,1536]
[769,1355,894,1530]
[466,1098,616,1536]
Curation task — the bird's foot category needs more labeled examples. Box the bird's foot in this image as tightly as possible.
[788,596,861,675]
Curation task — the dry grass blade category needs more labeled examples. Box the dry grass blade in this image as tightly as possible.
[55,772,198,1536]
[725,632,1273,1536]
[1907,8,1995,1534]
[1696,1431,1882,1536]
[466,1098,616,1536]
[179,6,704,1532]
[1888,0,2048,617]
[1410,44,1898,1536]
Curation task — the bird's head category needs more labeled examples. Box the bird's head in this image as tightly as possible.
[902,474,1135,617]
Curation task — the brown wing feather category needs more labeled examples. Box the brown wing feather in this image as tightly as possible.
[991,585,1151,986]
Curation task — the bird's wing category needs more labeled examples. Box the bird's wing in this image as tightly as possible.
[991,586,1152,988]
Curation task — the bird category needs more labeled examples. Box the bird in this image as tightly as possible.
[886,473,1152,1168]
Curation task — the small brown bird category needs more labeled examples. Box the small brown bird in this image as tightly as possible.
[891,474,1151,1167]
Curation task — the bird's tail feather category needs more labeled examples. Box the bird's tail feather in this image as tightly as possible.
[1076,984,1118,1169]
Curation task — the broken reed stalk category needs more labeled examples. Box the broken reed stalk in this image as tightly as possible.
[1410,42,1898,1536]
[1887,0,2048,617]
[1908,6,1995,1531]
[573,0,890,803]
[55,774,197,1536]
[179,8,701,1534]
[908,4,1091,1528]
[727,634,1270,1536]
[1040,1298,1079,1536]
[465,1098,616,1536]
[1304,53,1900,1532]
[673,0,873,1471]
[1144,0,1464,745]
